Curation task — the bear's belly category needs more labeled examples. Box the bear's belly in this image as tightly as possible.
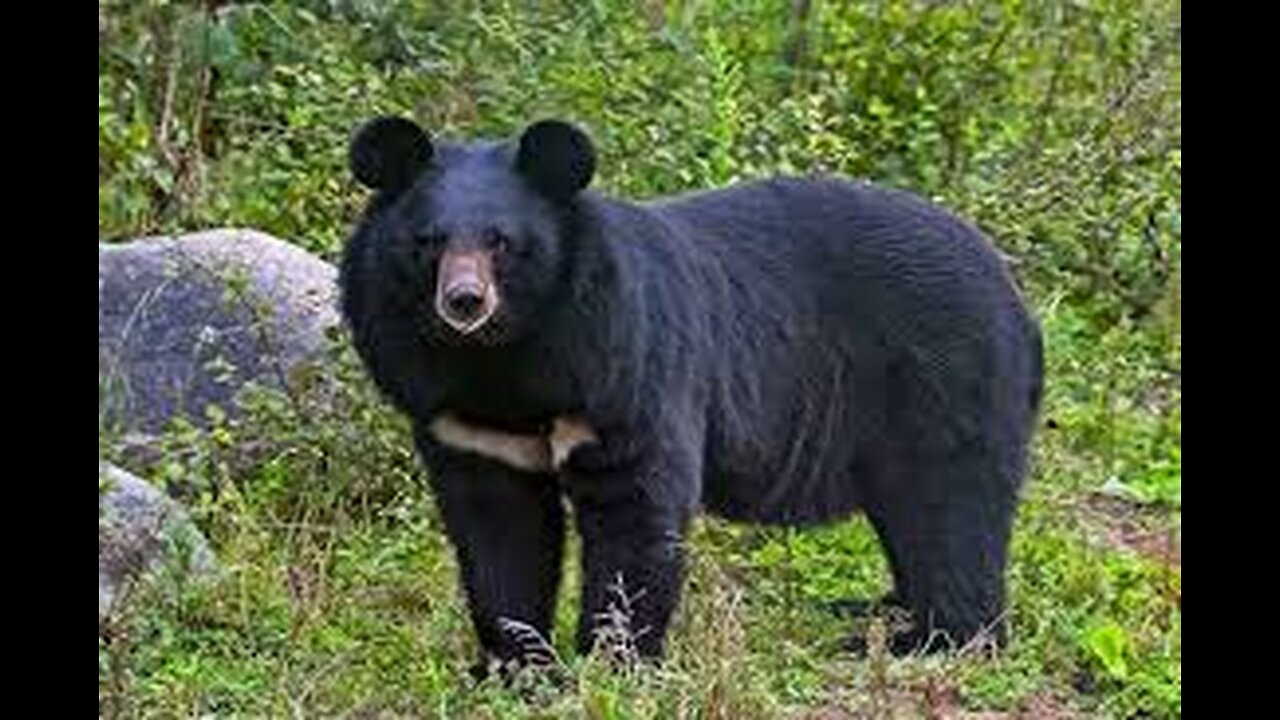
[700,430,868,526]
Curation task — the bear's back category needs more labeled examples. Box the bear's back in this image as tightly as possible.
[641,177,1041,523]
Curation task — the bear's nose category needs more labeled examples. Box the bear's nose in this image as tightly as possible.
[443,285,485,321]
[436,249,497,333]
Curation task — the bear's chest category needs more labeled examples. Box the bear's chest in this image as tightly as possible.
[438,358,575,434]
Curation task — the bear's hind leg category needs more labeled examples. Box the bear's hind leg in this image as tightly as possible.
[850,452,1017,656]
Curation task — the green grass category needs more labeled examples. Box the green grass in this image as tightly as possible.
[100,322,1181,717]
[99,1,1181,717]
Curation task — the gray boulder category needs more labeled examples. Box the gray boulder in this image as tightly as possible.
[99,229,339,433]
[99,462,217,624]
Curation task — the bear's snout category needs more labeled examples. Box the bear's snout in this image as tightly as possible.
[435,249,498,334]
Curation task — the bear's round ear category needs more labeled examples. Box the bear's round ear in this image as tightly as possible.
[349,116,433,192]
[515,120,596,201]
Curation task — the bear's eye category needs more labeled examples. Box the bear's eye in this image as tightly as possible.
[414,231,446,250]
[484,231,511,254]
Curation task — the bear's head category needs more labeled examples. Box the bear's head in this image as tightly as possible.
[349,116,595,346]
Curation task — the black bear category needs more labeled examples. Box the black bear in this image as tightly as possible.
[340,117,1043,670]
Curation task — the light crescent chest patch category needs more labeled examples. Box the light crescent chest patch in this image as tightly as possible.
[428,413,599,473]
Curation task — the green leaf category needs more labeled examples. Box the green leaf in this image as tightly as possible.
[1081,619,1131,681]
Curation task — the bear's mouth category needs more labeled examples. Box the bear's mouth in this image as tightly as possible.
[435,250,499,334]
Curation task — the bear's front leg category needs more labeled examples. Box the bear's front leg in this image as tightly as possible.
[416,429,566,675]
[562,438,699,661]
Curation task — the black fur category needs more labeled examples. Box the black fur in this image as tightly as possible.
[340,117,1043,667]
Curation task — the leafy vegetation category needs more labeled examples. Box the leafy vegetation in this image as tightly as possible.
[99,1,1181,716]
